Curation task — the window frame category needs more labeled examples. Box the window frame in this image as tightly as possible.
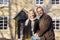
[0,16,9,30]
[35,0,44,6]
[52,17,60,30]
[51,0,60,4]
[0,0,9,7]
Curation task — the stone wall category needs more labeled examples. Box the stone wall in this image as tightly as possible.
[0,0,60,40]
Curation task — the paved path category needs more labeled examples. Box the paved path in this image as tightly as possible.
[0,38,11,40]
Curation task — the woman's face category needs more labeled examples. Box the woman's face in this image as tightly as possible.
[28,11,35,19]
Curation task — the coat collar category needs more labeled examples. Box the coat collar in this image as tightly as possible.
[29,17,37,21]
[39,13,44,20]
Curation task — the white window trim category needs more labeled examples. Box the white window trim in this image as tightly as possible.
[35,0,44,6]
[51,0,60,5]
[0,0,9,7]
[52,17,60,30]
[0,16,9,30]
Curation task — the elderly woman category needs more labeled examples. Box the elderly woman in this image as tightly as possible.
[23,9,40,40]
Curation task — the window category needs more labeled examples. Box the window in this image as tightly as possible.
[52,17,60,30]
[35,0,44,5]
[0,16,8,29]
[0,0,3,4]
[0,0,9,7]
[51,0,60,4]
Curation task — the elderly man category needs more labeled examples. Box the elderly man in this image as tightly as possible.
[36,6,55,40]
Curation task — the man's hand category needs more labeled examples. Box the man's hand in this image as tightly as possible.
[34,33,39,36]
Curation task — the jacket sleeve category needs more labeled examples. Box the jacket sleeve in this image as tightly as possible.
[39,16,52,37]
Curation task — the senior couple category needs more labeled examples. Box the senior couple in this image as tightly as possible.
[23,6,55,40]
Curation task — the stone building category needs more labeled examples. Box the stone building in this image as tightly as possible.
[0,0,60,40]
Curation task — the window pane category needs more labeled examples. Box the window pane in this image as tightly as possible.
[40,2,43,4]
[40,0,43,1]
[52,1,55,4]
[4,21,7,23]
[4,26,7,29]
[4,17,8,29]
[53,24,55,26]
[53,24,55,29]
[36,1,39,4]
[0,17,3,20]
[4,0,8,2]
[0,24,3,29]
[52,0,55,1]
[36,0,39,4]
[4,0,8,4]
[4,17,7,20]
[56,26,59,29]
[56,0,59,1]
[0,24,3,26]
[53,26,55,29]
[52,21,55,23]
[0,21,3,23]
[56,21,59,23]
[0,0,3,4]
[56,24,59,26]
[36,0,39,1]
[0,26,3,29]
[4,24,7,26]
[56,1,59,4]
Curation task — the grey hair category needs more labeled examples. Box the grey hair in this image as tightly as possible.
[36,6,44,12]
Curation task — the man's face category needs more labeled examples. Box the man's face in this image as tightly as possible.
[37,8,43,16]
